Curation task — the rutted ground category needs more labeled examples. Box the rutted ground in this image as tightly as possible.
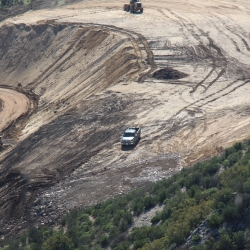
[0,0,250,239]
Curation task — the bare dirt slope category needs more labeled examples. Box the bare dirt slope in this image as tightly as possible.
[0,0,250,238]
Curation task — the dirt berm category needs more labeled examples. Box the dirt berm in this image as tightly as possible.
[0,0,250,239]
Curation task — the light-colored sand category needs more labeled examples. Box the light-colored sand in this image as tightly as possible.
[0,88,30,132]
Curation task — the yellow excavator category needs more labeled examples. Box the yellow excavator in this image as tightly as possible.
[124,0,143,13]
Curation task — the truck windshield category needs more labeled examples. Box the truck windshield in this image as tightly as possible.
[123,133,134,137]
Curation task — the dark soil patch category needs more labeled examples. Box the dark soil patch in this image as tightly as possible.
[152,67,188,80]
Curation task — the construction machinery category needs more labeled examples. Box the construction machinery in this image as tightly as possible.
[124,0,143,13]
[120,127,141,146]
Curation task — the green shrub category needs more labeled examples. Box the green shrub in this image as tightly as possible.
[244,180,250,193]
[205,163,220,175]
[132,198,144,216]
[225,147,236,158]
[184,172,202,188]
[233,231,245,250]
[207,212,223,228]
[157,190,167,203]
[191,234,201,243]
[42,234,74,250]
[233,142,243,151]
[99,235,108,247]
[227,154,238,167]
[144,196,156,210]
[222,160,229,168]
[78,214,90,222]
[151,213,160,224]
[214,231,235,250]
[113,241,130,250]
[9,240,20,250]
[222,205,238,221]
[19,234,27,247]
[195,187,218,201]
[30,243,40,250]
[133,238,150,250]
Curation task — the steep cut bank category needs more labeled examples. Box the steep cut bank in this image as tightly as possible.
[0,22,142,237]
[0,22,140,139]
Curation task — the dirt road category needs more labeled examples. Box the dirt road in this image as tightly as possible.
[0,0,250,238]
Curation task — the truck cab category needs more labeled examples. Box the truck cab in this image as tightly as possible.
[121,127,141,146]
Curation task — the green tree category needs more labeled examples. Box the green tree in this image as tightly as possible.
[42,234,74,250]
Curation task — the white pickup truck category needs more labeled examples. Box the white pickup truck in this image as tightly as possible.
[121,127,141,146]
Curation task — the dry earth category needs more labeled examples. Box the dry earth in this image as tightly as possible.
[0,0,250,239]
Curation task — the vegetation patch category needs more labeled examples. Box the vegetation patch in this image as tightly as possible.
[2,140,250,250]
[22,0,31,6]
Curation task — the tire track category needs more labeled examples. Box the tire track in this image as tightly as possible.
[217,14,250,40]
[190,66,216,93]
[197,79,250,109]
[204,68,226,92]
[214,14,250,52]
[178,79,243,114]
[206,16,241,53]
[150,78,247,143]
[164,9,228,93]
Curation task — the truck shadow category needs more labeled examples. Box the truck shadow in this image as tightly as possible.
[121,138,141,151]
[131,12,143,15]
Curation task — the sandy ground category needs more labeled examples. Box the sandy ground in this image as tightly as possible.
[0,88,30,132]
[0,0,250,238]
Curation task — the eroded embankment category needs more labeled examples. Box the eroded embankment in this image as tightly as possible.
[0,22,142,139]
[0,22,143,237]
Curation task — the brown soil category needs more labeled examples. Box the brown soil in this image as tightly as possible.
[0,0,250,240]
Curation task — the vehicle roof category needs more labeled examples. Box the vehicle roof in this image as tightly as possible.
[125,128,136,133]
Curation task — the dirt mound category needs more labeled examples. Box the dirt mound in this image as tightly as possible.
[152,68,188,80]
